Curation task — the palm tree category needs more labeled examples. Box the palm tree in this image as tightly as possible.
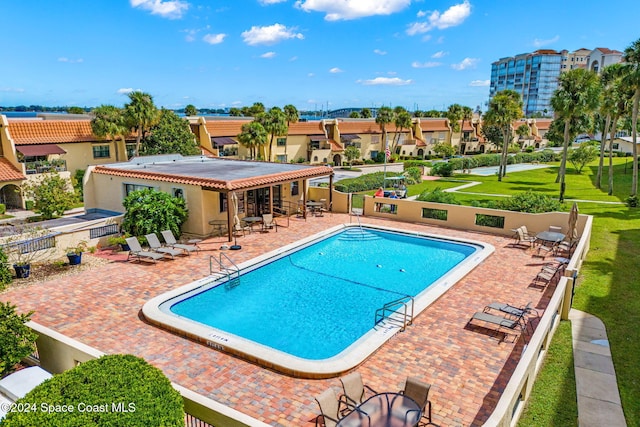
[257,107,288,161]
[550,68,601,202]
[392,107,412,153]
[90,105,129,161]
[622,38,640,196]
[360,108,372,118]
[483,90,523,181]
[283,104,299,161]
[375,106,393,155]
[124,91,159,157]
[445,104,465,144]
[237,121,267,160]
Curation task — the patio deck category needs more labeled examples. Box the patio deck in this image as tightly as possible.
[0,213,557,426]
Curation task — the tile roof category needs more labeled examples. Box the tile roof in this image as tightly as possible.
[335,120,380,134]
[288,121,325,135]
[329,139,343,152]
[0,157,26,182]
[7,120,113,145]
[419,119,449,132]
[92,156,333,191]
[205,120,252,137]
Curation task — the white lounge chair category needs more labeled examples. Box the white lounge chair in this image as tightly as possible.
[145,233,183,259]
[161,230,199,254]
[125,237,165,263]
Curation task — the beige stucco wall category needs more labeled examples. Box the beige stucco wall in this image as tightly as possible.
[58,141,122,174]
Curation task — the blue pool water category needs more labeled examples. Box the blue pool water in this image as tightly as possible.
[167,227,478,360]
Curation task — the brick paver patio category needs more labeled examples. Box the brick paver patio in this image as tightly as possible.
[0,214,557,426]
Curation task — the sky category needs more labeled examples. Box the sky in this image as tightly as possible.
[1,0,639,113]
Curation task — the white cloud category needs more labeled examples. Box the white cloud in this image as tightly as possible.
[203,33,226,44]
[289,56,298,61]
[117,88,136,94]
[130,0,189,19]
[451,57,479,71]
[469,79,490,87]
[258,0,287,4]
[533,35,560,48]
[329,67,344,73]
[0,87,24,93]
[432,50,448,59]
[373,49,387,55]
[358,77,413,86]
[411,61,441,68]
[261,51,277,58]
[58,57,84,63]
[241,23,304,45]
[407,0,471,35]
[295,0,410,21]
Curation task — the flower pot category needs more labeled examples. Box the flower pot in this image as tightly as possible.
[13,264,31,279]
[120,243,130,252]
[67,253,82,266]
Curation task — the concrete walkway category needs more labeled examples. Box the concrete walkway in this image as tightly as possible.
[570,309,627,426]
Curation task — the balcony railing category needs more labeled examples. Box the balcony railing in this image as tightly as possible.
[23,160,68,175]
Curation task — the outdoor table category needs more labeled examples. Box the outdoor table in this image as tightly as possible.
[208,219,228,237]
[535,231,565,245]
[242,216,263,232]
[337,392,421,427]
[306,201,324,216]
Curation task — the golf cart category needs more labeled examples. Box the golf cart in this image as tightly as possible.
[383,176,407,198]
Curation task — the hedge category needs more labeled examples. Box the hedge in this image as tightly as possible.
[1,354,184,427]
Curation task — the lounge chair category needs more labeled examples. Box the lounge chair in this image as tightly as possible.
[314,388,342,427]
[399,376,432,424]
[469,310,526,341]
[338,372,377,415]
[533,263,565,287]
[145,233,183,259]
[160,230,199,254]
[484,301,539,318]
[261,214,278,232]
[125,236,165,264]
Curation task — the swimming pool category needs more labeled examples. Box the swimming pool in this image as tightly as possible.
[468,163,549,176]
[143,224,493,377]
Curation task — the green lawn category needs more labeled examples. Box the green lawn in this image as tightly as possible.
[405,159,638,425]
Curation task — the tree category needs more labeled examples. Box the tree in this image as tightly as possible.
[122,188,188,239]
[446,104,465,141]
[375,106,393,153]
[483,90,523,181]
[0,301,37,376]
[283,104,299,126]
[551,68,601,202]
[91,104,129,160]
[622,38,640,197]
[184,104,198,116]
[568,143,598,173]
[2,354,184,427]
[392,107,412,153]
[229,107,242,116]
[237,121,267,160]
[21,172,77,219]
[0,247,12,289]
[140,109,200,156]
[433,142,456,159]
[124,91,159,157]
[66,106,85,114]
[349,111,361,118]
[344,145,361,167]
[257,107,288,161]
[360,108,372,118]
[516,124,530,148]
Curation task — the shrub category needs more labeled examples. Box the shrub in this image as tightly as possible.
[2,354,184,427]
[122,188,188,239]
[25,200,34,210]
[0,301,37,376]
[430,162,454,177]
[21,172,77,219]
[334,172,387,193]
[495,190,561,213]
[416,187,461,205]
[0,203,5,215]
[403,166,423,184]
[0,247,13,289]
[627,195,639,208]
[403,160,430,170]
[73,169,86,200]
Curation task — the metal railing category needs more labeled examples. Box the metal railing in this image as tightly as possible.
[210,253,240,289]
[375,296,414,332]
[89,223,120,239]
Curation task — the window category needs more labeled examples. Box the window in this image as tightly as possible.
[220,192,245,213]
[172,187,185,200]
[124,183,154,196]
[276,155,287,163]
[291,181,299,196]
[612,143,619,150]
[277,137,287,147]
[93,145,111,159]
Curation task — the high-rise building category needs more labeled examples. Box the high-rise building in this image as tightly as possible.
[490,47,622,117]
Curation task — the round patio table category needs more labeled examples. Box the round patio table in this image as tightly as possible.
[336,392,421,427]
[242,216,262,233]
[535,231,565,244]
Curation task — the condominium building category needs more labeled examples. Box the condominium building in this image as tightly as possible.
[490,47,622,117]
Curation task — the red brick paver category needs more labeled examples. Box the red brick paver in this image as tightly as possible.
[1,214,555,426]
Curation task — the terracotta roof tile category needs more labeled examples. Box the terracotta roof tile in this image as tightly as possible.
[288,121,325,135]
[329,139,343,152]
[0,158,26,182]
[8,120,101,145]
[205,120,252,137]
[420,119,449,132]
[335,120,380,134]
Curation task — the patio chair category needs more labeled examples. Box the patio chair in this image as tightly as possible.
[125,236,165,264]
[469,310,526,341]
[549,225,563,233]
[484,301,539,318]
[314,388,342,427]
[533,242,558,259]
[533,263,565,287]
[515,227,536,247]
[232,222,251,237]
[160,230,199,254]
[556,240,576,257]
[338,372,377,415]
[399,376,432,424]
[261,214,278,232]
[145,233,183,259]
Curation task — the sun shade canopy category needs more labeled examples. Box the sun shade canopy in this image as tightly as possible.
[16,144,66,156]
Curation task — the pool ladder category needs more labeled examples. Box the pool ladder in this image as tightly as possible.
[210,253,240,289]
[375,296,414,332]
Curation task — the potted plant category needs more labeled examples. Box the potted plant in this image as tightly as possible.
[3,226,56,279]
[66,241,88,266]
[107,234,131,251]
